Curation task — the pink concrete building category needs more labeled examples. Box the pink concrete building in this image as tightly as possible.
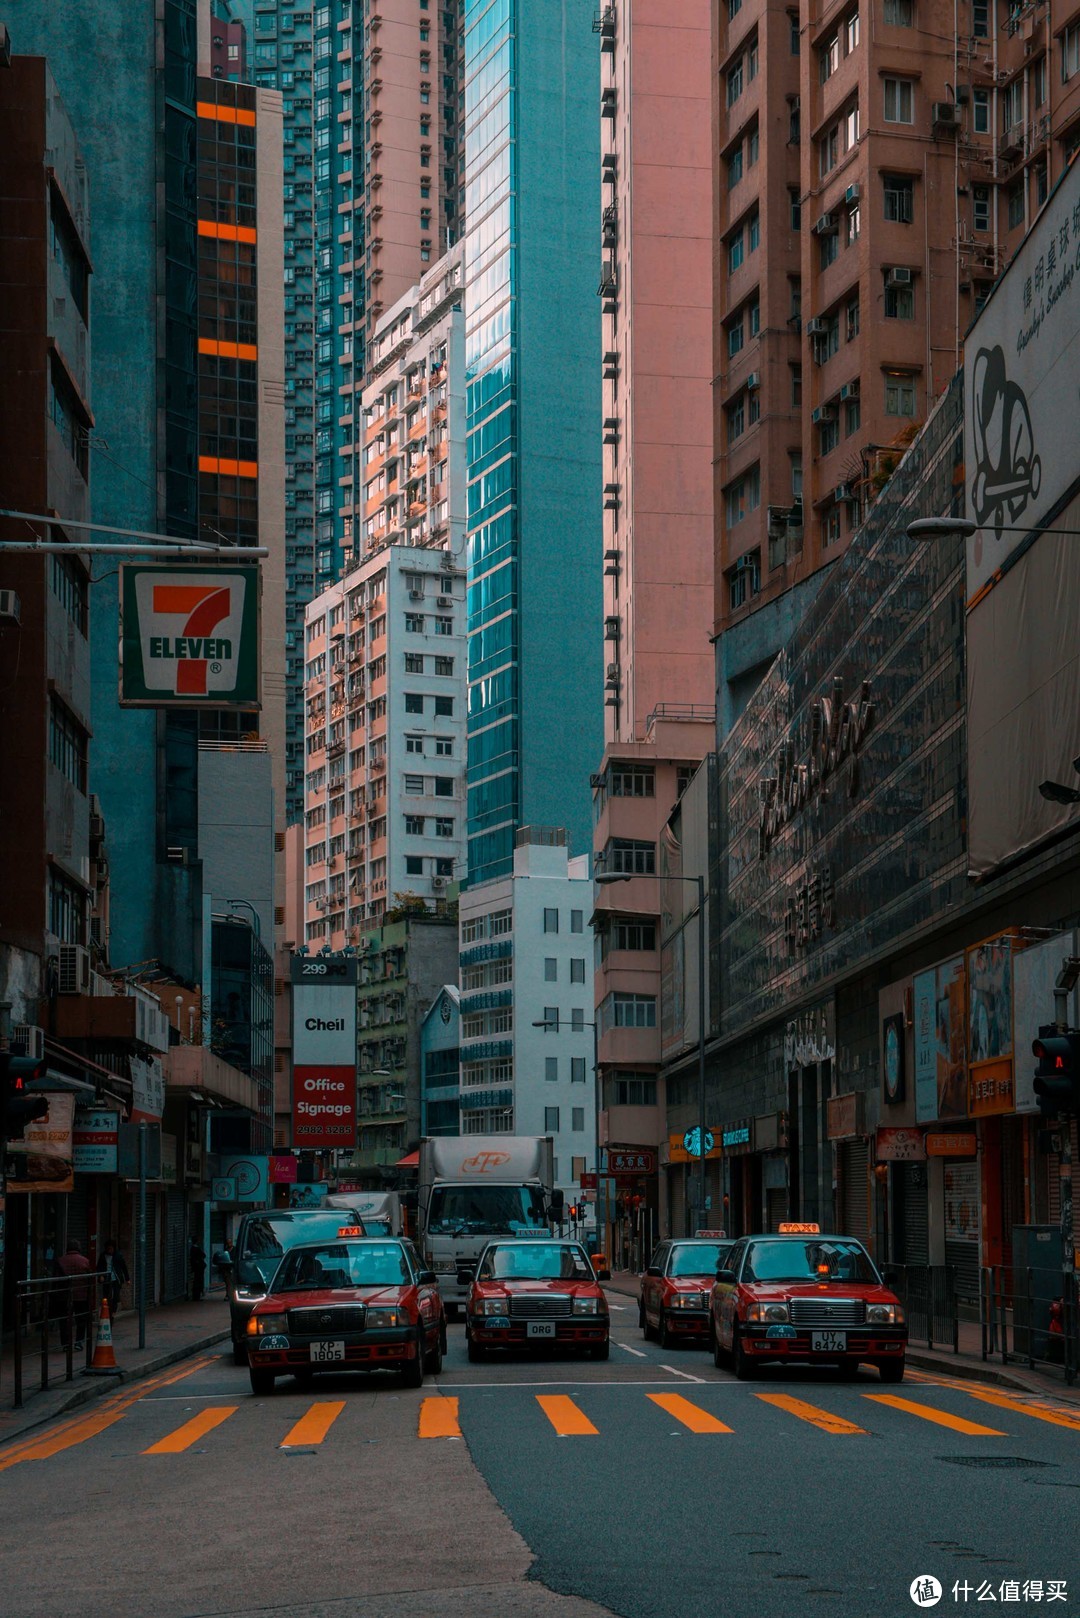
[591,0,717,1261]
[713,0,1080,726]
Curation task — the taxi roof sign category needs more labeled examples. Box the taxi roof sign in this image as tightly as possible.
[778,1222,821,1234]
[337,1225,364,1237]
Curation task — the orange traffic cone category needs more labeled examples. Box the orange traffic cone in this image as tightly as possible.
[82,1297,123,1379]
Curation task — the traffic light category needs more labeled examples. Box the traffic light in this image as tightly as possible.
[1,1050,49,1142]
[1032,1027,1080,1118]
[568,1203,578,1222]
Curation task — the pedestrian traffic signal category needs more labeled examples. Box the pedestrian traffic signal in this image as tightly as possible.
[1032,1027,1080,1118]
[1,1051,49,1141]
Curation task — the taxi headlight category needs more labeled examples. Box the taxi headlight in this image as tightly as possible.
[478,1298,509,1316]
[252,1313,288,1335]
[672,1292,706,1309]
[867,1303,904,1326]
[572,1296,602,1315]
[366,1307,403,1329]
[747,1303,789,1324]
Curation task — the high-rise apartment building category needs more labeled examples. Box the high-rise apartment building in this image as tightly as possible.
[590,0,716,1237]
[229,0,462,819]
[300,544,466,948]
[712,0,1076,735]
[462,0,602,886]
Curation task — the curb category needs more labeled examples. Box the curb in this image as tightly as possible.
[0,1328,230,1450]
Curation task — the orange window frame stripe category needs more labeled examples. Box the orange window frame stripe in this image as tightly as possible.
[196,101,256,128]
[197,219,257,245]
[198,338,258,362]
[198,456,258,479]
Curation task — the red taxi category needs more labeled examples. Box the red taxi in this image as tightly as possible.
[245,1230,446,1394]
[639,1236,732,1347]
[465,1239,610,1362]
[709,1224,907,1382]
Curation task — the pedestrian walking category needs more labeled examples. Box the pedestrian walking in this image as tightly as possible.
[96,1239,130,1318]
[189,1238,207,1302]
[54,1240,92,1350]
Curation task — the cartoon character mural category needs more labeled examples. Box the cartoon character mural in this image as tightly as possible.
[970,343,1041,548]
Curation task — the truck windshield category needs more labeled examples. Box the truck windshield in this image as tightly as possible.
[428,1185,547,1236]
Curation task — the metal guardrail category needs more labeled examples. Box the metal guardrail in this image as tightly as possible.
[886,1264,960,1353]
[980,1265,1077,1385]
[11,1271,106,1409]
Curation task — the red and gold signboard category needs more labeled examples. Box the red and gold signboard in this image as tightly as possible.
[968,1058,1015,1117]
[609,1149,657,1177]
[925,1131,978,1158]
[875,1126,926,1162]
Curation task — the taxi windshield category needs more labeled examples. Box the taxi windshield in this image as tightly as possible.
[743,1239,879,1284]
[669,1243,730,1278]
[273,1242,410,1291]
[478,1243,593,1282]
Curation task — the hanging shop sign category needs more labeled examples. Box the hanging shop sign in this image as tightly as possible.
[608,1149,656,1177]
[875,1126,926,1162]
[667,1131,722,1164]
[7,1093,75,1193]
[827,1092,864,1141]
[721,1121,754,1155]
[882,1013,906,1105]
[73,1109,119,1174]
[119,564,261,708]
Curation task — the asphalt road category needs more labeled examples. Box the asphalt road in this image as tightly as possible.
[2,1291,1078,1618]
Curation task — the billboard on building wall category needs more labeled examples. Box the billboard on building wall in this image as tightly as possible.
[7,1094,75,1193]
[119,564,260,707]
[291,956,358,1150]
[1012,929,1080,1113]
[912,957,966,1123]
[965,156,1080,875]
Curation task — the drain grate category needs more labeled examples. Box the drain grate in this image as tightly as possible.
[937,1456,1055,1470]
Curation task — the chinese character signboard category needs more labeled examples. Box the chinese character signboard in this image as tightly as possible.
[73,1109,119,1174]
[120,565,260,708]
[875,1126,926,1162]
[608,1150,656,1178]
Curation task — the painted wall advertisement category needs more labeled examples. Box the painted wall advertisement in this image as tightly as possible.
[913,957,967,1123]
[119,564,261,708]
[291,956,357,1150]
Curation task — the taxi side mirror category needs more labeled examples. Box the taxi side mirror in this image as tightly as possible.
[597,1268,611,1282]
[882,1266,900,1288]
[456,1267,474,1287]
[644,1265,662,1278]
[419,1269,438,1285]
[715,1267,737,1285]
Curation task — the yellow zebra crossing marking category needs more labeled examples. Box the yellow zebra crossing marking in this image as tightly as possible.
[419,1397,461,1438]
[647,1393,733,1433]
[143,1406,238,1454]
[864,1394,1004,1435]
[754,1393,867,1434]
[536,1395,598,1436]
[281,1401,346,1448]
[962,1388,1080,1434]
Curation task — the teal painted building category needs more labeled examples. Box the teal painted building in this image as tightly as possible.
[463,0,602,884]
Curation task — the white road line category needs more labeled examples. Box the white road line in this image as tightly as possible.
[616,1342,647,1357]
[607,1304,629,1312]
[659,1363,705,1383]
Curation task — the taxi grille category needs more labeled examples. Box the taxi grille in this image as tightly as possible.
[788,1298,866,1328]
[509,1294,573,1320]
[287,1305,367,1334]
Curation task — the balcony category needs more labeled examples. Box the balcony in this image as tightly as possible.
[164,1045,259,1113]
[53,991,171,1053]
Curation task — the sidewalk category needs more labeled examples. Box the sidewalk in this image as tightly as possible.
[604,1270,1080,1405]
[0,1290,231,1448]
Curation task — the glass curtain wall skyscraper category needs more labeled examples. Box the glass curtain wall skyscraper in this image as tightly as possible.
[463,0,601,885]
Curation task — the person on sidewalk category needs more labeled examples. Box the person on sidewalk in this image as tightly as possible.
[189,1238,207,1302]
[96,1239,130,1318]
[54,1241,92,1350]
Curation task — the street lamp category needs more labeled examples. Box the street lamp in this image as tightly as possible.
[907,516,1080,542]
[596,868,709,1236]
[532,1015,602,1245]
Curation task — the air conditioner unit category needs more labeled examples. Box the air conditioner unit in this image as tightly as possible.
[431,875,447,890]
[437,595,452,607]
[12,1024,45,1061]
[839,379,860,401]
[844,183,861,206]
[409,588,424,600]
[805,317,829,336]
[58,944,91,995]
[746,371,761,391]
[0,588,21,624]
[886,267,914,288]
[932,102,959,127]
[812,211,837,236]
[835,482,854,501]
[811,404,838,425]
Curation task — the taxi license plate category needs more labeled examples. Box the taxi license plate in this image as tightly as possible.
[811,1330,847,1353]
[310,1340,346,1363]
[526,1321,556,1339]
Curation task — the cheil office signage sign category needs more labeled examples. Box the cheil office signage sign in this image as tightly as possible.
[119,565,260,707]
[291,957,358,1149]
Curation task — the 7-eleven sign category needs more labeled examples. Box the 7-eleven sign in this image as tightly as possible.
[120,564,260,707]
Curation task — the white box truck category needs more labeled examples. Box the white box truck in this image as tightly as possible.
[326,1190,403,1236]
[418,1135,556,1315]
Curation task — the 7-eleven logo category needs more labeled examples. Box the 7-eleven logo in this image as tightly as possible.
[125,567,254,702]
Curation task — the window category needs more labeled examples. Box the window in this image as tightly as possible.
[1034,161,1048,206]
[405,692,424,713]
[727,317,745,357]
[404,774,424,795]
[819,416,839,455]
[612,994,657,1029]
[571,1057,586,1084]
[606,839,656,875]
[819,32,839,80]
[973,185,990,231]
[825,509,843,546]
[747,125,760,168]
[791,365,802,408]
[884,280,915,319]
[571,1109,585,1133]
[728,227,745,274]
[1034,54,1047,107]
[545,1057,558,1083]
[725,465,761,526]
[433,776,454,797]
[544,1107,560,1133]
[845,397,862,434]
[972,0,988,36]
[434,696,454,716]
[611,763,655,796]
[406,734,424,754]
[405,613,424,633]
[434,817,454,837]
[405,815,425,835]
[820,232,839,269]
[973,89,990,133]
[820,124,839,176]
[791,454,804,499]
[542,1006,559,1030]
[727,60,743,107]
[1007,179,1024,228]
[883,174,914,223]
[571,910,584,933]
[435,738,453,756]
[729,0,742,16]
[845,10,860,51]
[884,370,917,415]
[571,1009,585,1032]
[544,908,559,933]
[570,958,586,984]
[846,297,860,341]
[1064,23,1080,82]
[884,0,913,20]
[749,209,760,251]
[609,1074,658,1107]
[49,697,87,791]
[1003,80,1022,130]
[545,957,558,981]
[434,657,454,677]
[727,396,746,444]
[727,144,744,189]
[845,103,860,150]
[790,189,802,231]
[727,549,761,609]
[405,856,424,876]
[612,919,657,950]
[790,11,800,50]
